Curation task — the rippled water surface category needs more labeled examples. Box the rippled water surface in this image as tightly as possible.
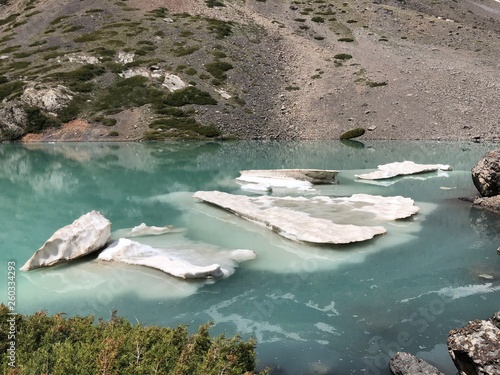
[1,141,499,374]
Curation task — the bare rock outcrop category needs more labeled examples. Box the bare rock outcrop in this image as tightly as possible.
[447,311,500,375]
[21,211,111,270]
[472,150,500,198]
[389,352,445,375]
[20,83,73,113]
[0,101,27,141]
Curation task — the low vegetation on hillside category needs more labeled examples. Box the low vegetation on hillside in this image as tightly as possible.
[0,0,255,140]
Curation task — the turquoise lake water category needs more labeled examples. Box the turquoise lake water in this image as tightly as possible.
[1,141,499,374]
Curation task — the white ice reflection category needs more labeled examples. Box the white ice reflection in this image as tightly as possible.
[400,283,500,303]
[201,292,309,344]
[20,260,202,301]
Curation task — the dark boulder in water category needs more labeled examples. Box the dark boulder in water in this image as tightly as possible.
[472,150,500,197]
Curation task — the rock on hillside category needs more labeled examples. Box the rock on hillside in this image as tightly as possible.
[0,0,499,141]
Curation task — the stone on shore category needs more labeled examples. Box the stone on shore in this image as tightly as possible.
[98,238,256,279]
[21,210,111,271]
[193,191,393,244]
[355,161,452,180]
[389,352,445,375]
[472,196,500,214]
[447,311,500,375]
[237,169,339,189]
[472,150,500,197]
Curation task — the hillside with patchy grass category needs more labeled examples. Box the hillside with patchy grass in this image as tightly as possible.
[0,0,499,141]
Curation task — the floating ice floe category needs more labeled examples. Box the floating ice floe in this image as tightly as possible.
[355,161,452,180]
[21,211,111,271]
[237,169,339,191]
[193,191,419,244]
[98,238,256,279]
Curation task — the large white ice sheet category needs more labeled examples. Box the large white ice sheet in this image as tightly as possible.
[193,191,413,244]
[355,161,452,180]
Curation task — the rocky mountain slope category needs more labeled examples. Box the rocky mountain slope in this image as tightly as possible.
[0,0,499,141]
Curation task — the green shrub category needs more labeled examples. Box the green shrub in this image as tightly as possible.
[149,117,221,138]
[334,53,352,60]
[338,37,354,42]
[0,13,19,26]
[97,75,162,111]
[367,80,387,87]
[173,45,200,57]
[206,19,233,39]
[64,24,85,32]
[0,305,264,374]
[74,30,117,43]
[52,64,106,84]
[205,0,225,7]
[205,61,233,80]
[25,106,61,133]
[0,45,21,53]
[212,50,227,59]
[57,96,87,123]
[161,86,217,107]
[153,107,191,117]
[0,80,24,101]
[148,7,169,18]
[49,15,70,25]
[311,16,325,23]
[95,117,117,126]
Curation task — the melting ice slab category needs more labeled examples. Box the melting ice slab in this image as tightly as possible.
[194,191,418,244]
[98,238,256,279]
[355,161,452,180]
[21,210,111,271]
[237,169,339,189]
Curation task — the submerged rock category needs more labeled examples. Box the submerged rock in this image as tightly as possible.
[472,196,500,214]
[21,211,111,271]
[472,150,500,197]
[130,223,176,236]
[98,238,256,279]
[389,352,445,375]
[356,161,452,180]
[193,191,406,244]
[447,311,500,375]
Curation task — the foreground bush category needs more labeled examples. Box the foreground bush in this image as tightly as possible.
[0,304,266,374]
